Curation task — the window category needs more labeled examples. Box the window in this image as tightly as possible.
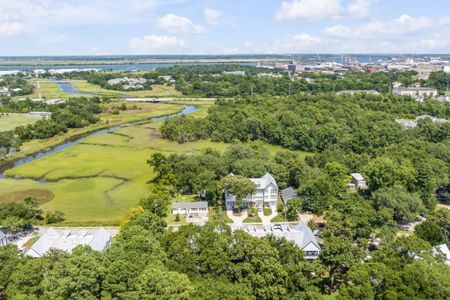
[305,251,318,257]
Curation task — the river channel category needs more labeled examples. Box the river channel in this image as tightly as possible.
[0,105,198,179]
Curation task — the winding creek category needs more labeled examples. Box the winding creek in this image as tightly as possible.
[0,105,198,180]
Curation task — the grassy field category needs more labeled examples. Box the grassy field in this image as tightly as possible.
[13,79,182,101]
[14,80,72,100]
[68,80,182,98]
[0,113,43,131]
[4,102,183,163]
[2,129,230,224]
[0,102,212,225]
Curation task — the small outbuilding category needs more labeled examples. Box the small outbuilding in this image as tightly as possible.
[281,187,298,205]
[351,173,368,190]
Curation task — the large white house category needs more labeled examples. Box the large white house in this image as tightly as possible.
[25,228,113,258]
[225,172,278,211]
[233,222,321,259]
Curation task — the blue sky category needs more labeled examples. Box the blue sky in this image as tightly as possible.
[0,0,449,56]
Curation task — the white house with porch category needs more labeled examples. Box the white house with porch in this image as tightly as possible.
[171,202,208,217]
[225,172,278,211]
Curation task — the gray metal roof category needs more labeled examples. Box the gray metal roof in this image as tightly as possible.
[251,172,278,190]
[233,221,320,252]
[0,230,5,240]
[26,228,112,257]
[88,228,112,251]
[172,201,208,210]
[281,187,297,203]
[293,221,321,249]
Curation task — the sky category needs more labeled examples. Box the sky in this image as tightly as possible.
[0,0,449,56]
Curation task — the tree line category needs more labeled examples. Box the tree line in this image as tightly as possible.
[1,185,449,299]
[0,97,102,158]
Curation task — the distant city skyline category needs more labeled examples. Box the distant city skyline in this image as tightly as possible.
[0,0,449,56]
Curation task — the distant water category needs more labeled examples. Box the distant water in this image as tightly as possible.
[0,63,257,72]
[53,81,95,96]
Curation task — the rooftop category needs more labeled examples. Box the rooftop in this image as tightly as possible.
[172,201,208,210]
[281,187,297,203]
[26,228,113,257]
[232,221,320,252]
[251,172,277,189]
[394,87,438,91]
[351,173,365,181]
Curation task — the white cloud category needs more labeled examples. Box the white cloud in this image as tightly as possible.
[157,13,206,35]
[128,35,186,54]
[276,0,375,21]
[0,0,166,37]
[292,34,321,46]
[0,22,28,37]
[204,8,223,25]
[347,0,372,18]
[239,34,322,54]
[324,15,450,52]
[276,0,343,21]
[326,15,448,39]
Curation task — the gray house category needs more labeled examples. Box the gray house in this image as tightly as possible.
[281,187,297,205]
[0,230,7,247]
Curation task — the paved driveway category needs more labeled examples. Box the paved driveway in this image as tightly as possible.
[227,210,248,226]
[259,211,278,225]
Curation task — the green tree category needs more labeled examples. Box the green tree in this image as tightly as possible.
[45,210,65,224]
[220,175,256,210]
[364,157,415,191]
[415,220,446,246]
[319,235,365,291]
[372,185,425,223]
[133,267,193,300]
[0,245,20,299]
[286,197,302,221]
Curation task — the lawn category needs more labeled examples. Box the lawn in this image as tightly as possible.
[4,102,183,164]
[14,80,72,100]
[0,102,219,225]
[68,80,182,98]
[0,113,43,131]
[243,215,262,223]
[263,207,272,216]
[271,214,288,222]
